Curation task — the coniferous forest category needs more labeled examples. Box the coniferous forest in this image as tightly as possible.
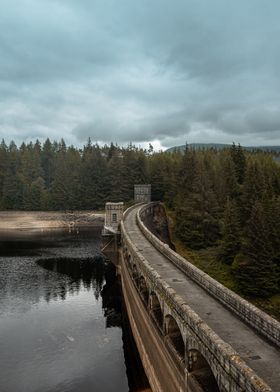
[1,138,280,305]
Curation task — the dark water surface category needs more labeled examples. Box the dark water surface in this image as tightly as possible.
[0,228,149,392]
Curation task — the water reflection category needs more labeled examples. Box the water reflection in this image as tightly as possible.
[0,229,102,315]
[37,257,106,302]
[37,256,122,328]
[0,229,150,392]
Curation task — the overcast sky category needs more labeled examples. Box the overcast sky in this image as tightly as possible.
[1,0,280,149]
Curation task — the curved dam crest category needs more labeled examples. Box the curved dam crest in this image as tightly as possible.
[104,202,280,392]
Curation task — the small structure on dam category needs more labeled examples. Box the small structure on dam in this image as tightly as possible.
[102,184,151,266]
[134,184,151,203]
[104,202,124,233]
[101,202,123,267]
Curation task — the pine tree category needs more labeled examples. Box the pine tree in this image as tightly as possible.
[233,200,278,297]
[107,151,126,202]
[0,139,8,207]
[175,160,220,249]
[219,199,241,264]
[230,143,246,184]
[41,138,54,189]
[81,143,109,209]
[24,177,46,210]
[221,153,240,201]
[241,160,266,223]
[150,152,169,201]
[50,145,82,210]
[2,142,22,209]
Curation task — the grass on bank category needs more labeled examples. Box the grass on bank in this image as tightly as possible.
[167,210,280,322]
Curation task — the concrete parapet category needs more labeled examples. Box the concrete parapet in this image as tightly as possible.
[137,203,280,349]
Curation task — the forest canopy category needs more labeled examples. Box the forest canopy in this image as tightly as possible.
[1,138,280,298]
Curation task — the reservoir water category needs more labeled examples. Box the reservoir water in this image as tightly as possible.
[0,228,149,392]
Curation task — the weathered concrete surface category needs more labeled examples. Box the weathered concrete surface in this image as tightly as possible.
[141,203,175,249]
[139,204,280,348]
[121,251,185,392]
[104,202,123,233]
[123,204,280,391]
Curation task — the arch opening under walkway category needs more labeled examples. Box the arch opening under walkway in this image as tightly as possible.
[150,292,164,332]
[131,263,138,281]
[138,276,149,306]
[165,315,185,368]
[187,349,220,392]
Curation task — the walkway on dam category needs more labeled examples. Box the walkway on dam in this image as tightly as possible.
[123,205,280,391]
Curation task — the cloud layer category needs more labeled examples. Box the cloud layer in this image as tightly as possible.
[1,0,280,148]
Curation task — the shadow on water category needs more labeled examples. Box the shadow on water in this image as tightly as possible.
[0,239,59,256]
[36,256,107,303]
[37,255,150,391]
[0,227,102,257]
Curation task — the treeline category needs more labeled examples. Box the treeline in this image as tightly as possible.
[0,139,149,210]
[1,138,280,297]
[169,144,280,298]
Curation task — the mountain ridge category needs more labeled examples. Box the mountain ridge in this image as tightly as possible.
[166,143,280,153]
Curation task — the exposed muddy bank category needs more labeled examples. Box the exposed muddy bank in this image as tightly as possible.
[0,211,104,232]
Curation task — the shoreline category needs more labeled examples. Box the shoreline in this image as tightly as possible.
[0,211,105,231]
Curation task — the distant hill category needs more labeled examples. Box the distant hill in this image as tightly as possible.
[166,143,280,153]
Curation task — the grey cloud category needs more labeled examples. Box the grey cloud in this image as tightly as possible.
[245,109,280,134]
[73,109,190,143]
[1,0,280,147]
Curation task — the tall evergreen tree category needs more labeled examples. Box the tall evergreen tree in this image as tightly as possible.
[41,138,55,189]
[219,199,241,264]
[241,160,266,223]
[233,200,278,297]
[175,160,220,249]
[230,143,246,184]
[0,140,8,207]
[81,143,109,209]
